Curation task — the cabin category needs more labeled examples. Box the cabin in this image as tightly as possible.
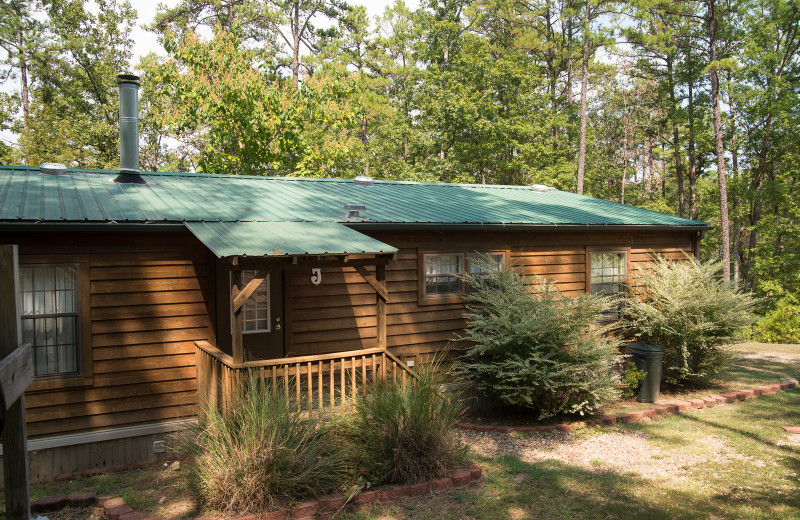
[0,76,711,482]
[0,164,710,482]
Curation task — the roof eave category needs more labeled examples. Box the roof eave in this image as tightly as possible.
[0,221,714,233]
[344,222,714,232]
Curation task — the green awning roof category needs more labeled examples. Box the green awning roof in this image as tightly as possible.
[184,221,397,258]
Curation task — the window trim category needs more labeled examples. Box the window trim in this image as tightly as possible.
[21,259,93,392]
[418,249,508,305]
[585,246,631,322]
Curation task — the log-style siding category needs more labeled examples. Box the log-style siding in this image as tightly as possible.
[370,230,696,362]
[4,227,695,446]
[0,231,214,440]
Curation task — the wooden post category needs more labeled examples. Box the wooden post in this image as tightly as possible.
[0,245,31,520]
[231,269,244,365]
[376,265,386,348]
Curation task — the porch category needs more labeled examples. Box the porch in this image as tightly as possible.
[188,219,414,409]
[195,341,417,412]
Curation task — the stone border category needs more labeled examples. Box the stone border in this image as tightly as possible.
[455,377,799,433]
[29,465,485,520]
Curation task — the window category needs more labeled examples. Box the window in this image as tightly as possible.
[424,254,463,296]
[20,265,80,376]
[421,251,506,300]
[589,251,627,320]
[241,270,270,333]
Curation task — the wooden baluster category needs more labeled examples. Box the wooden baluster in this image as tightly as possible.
[308,361,313,410]
[371,354,376,385]
[350,356,358,399]
[340,359,345,409]
[402,366,407,389]
[329,359,335,410]
[296,363,301,403]
[361,356,367,397]
[271,365,277,392]
[284,365,289,399]
[317,361,323,412]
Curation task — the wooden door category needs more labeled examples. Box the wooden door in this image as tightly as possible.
[241,268,284,359]
[215,260,285,360]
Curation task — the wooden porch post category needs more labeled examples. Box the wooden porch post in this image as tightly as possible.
[0,245,31,520]
[231,269,244,365]
[376,265,386,348]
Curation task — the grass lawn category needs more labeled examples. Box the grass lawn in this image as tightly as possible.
[4,343,800,520]
[346,342,800,520]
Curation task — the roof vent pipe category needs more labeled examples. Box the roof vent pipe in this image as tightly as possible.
[114,74,146,184]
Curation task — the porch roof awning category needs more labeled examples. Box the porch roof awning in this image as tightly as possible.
[184,221,398,258]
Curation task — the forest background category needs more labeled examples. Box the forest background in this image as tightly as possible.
[1,0,798,329]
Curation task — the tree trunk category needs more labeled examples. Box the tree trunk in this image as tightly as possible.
[576,0,590,195]
[688,81,697,220]
[708,0,731,281]
[728,71,739,284]
[292,1,300,87]
[668,57,685,217]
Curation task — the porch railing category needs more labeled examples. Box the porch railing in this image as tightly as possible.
[195,341,417,413]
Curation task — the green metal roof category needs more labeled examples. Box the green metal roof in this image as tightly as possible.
[0,166,710,229]
[185,221,397,258]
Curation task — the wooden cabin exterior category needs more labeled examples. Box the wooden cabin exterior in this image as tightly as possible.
[0,166,709,482]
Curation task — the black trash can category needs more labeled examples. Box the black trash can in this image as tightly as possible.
[625,342,664,403]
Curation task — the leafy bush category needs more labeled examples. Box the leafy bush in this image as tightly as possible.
[756,295,800,344]
[336,365,468,486]
[624,255,756,387]
[453,260,622,419]
[621,364,647,399]
[184,372,349,513]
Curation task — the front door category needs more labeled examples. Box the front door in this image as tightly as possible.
[215,259,285,359]
[240,267,284,359]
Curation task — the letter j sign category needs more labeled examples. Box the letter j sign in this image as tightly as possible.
[311,268,322,285]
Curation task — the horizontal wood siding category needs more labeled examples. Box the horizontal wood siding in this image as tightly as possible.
[362,230,697,364]
[1,226,697,444]
[287,266,378,356]
[0,231,214,439]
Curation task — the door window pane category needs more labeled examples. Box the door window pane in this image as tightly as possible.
[241,270,270,332]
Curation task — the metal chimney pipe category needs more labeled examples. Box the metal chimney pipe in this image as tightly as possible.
[115,74,145,184]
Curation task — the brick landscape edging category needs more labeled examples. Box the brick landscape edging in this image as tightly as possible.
[29,465,485,520]
[455,376,799,434]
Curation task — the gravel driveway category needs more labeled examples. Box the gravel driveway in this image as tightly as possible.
[458,426,757,483]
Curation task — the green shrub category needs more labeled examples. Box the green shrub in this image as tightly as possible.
[184,372,349,513]
[453,260,622,420]
[623,255,756,387]
[621,364,647,399]
[335,365,468,486]
[756,295,800,344]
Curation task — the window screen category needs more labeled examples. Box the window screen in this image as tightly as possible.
[20,265,80,376]
[424,254,463,295]
[590,252,626,320]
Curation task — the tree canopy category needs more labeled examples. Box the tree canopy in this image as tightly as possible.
[1,0,799,316]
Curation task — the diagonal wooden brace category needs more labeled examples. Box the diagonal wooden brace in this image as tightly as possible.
[232,270,268,313]
[354,266,389,302]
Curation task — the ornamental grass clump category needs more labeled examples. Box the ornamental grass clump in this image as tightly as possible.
[453,259,622,420]
[185,372,348,514]
[336,365,468,486]
[624,255,756,387]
